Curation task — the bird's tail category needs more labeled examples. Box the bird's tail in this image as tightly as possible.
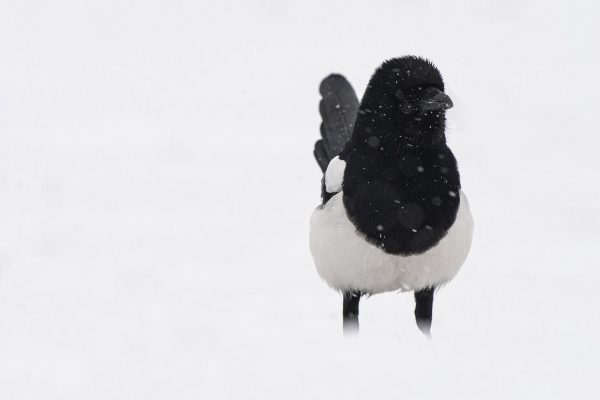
[314,74,359,172]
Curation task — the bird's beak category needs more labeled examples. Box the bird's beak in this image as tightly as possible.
[417,87,453,112]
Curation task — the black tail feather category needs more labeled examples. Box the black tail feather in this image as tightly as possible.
[314,139,330,173]
[313,74,359,170]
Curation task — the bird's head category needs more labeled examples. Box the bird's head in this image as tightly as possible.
[354,56,452,153]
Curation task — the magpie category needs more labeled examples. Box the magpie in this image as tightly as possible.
[309,56,474,336]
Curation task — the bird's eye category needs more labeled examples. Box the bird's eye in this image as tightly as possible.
[395,89,405,101]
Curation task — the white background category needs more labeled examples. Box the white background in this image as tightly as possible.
[1,1,599,399]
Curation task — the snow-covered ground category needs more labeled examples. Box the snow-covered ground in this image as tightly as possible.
[1,1,599,398]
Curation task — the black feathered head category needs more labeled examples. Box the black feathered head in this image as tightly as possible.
[350,56,452,154]
[373,56,445,93]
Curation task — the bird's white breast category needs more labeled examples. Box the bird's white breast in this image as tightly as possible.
[309,190,474,294]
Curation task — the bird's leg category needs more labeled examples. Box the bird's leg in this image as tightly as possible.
[343,290,361,335]
[414,287,435,337]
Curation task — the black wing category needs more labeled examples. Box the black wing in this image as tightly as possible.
[314,74,359,172]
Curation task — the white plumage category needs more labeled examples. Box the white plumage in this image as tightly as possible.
[324,156,346,193]
[309,188,474,294]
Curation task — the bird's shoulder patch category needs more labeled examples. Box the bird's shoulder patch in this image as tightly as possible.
[321,156,346,206]
[325,156,346,193]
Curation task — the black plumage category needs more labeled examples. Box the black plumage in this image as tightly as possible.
[319,57,461,256]
[311,56,471,336]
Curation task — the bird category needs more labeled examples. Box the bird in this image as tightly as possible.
[309,56,474,336]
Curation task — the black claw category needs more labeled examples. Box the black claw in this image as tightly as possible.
[343,316,359,335]
[416,318,432,337]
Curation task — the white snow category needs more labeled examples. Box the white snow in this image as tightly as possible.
[1,1,600,399]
